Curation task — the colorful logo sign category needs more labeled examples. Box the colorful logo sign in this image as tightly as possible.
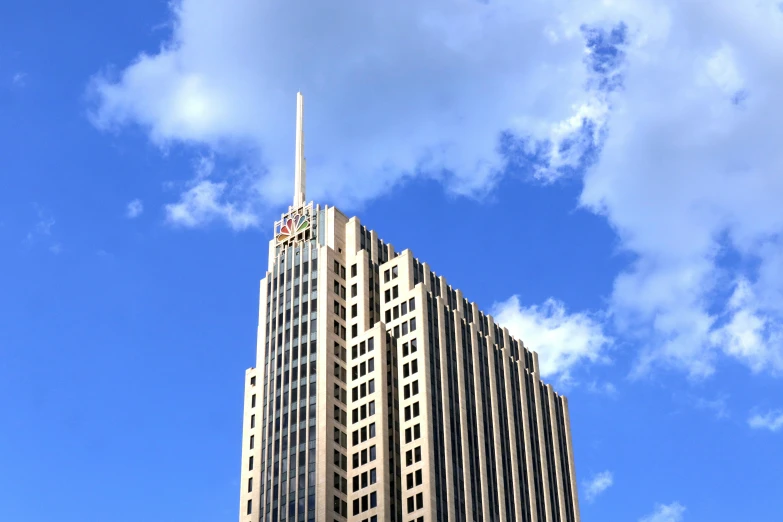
[277,213,309,242]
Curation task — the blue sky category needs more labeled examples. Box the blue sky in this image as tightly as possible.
[2,1,783,521]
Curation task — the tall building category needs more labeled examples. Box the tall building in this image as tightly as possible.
[239,93,581,522]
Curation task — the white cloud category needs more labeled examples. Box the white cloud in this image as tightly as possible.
[88,0,616,218]
[583,470,613,502]
[575,1,783,379]
[690,395,730,420]
[12,72,26,87]
[162,154,260,230]
[491,295,610,380]
[24,205,60,254]
[587,381,618,397]
[748,410,783,432]
[88,0,783,379]
[165,180,259,231]
[640,502,686,522]
[126,199,144,218]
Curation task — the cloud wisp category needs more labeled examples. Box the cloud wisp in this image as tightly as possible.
[639,502,686,522]
[748,410,783,432]
[583,470,614,502]
[126,199,144,218]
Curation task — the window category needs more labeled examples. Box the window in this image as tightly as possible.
[352,324,358,337]
[334,260,340,274]
[351,284,357,297]
[248,477,253,492]
[401,301,407,315]
[250,414,255,428]
[392,285,399,299]
[384,289,391,302]
[248,456,254,470]
[409,298,415,311]
[251,394,256,408]
[247,499,252,515]
[341,265,346,279]
[384,269,390,283]
[351,264,357,277]
[351,304,357,318]
[410,318,416,331]
[249,435,254,449]
[250,376,256,386]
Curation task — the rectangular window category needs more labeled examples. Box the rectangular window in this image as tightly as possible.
[351,284,357,297]
[351,264,357,277]
[251,394,256,408]
[409,298,415,311]
[248,477,253,492]
[249,435,254,449]
[247,499,252,515]
[384,269,390,282]
[392,285,399,299]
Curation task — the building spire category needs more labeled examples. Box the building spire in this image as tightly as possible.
[293,92,306,208]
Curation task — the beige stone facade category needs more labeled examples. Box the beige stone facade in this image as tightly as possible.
[238,93,580,522]
[238,204,581,522]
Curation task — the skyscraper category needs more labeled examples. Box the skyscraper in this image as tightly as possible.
[239,93,581,522]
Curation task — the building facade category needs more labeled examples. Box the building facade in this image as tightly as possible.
[238,94,581,522]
